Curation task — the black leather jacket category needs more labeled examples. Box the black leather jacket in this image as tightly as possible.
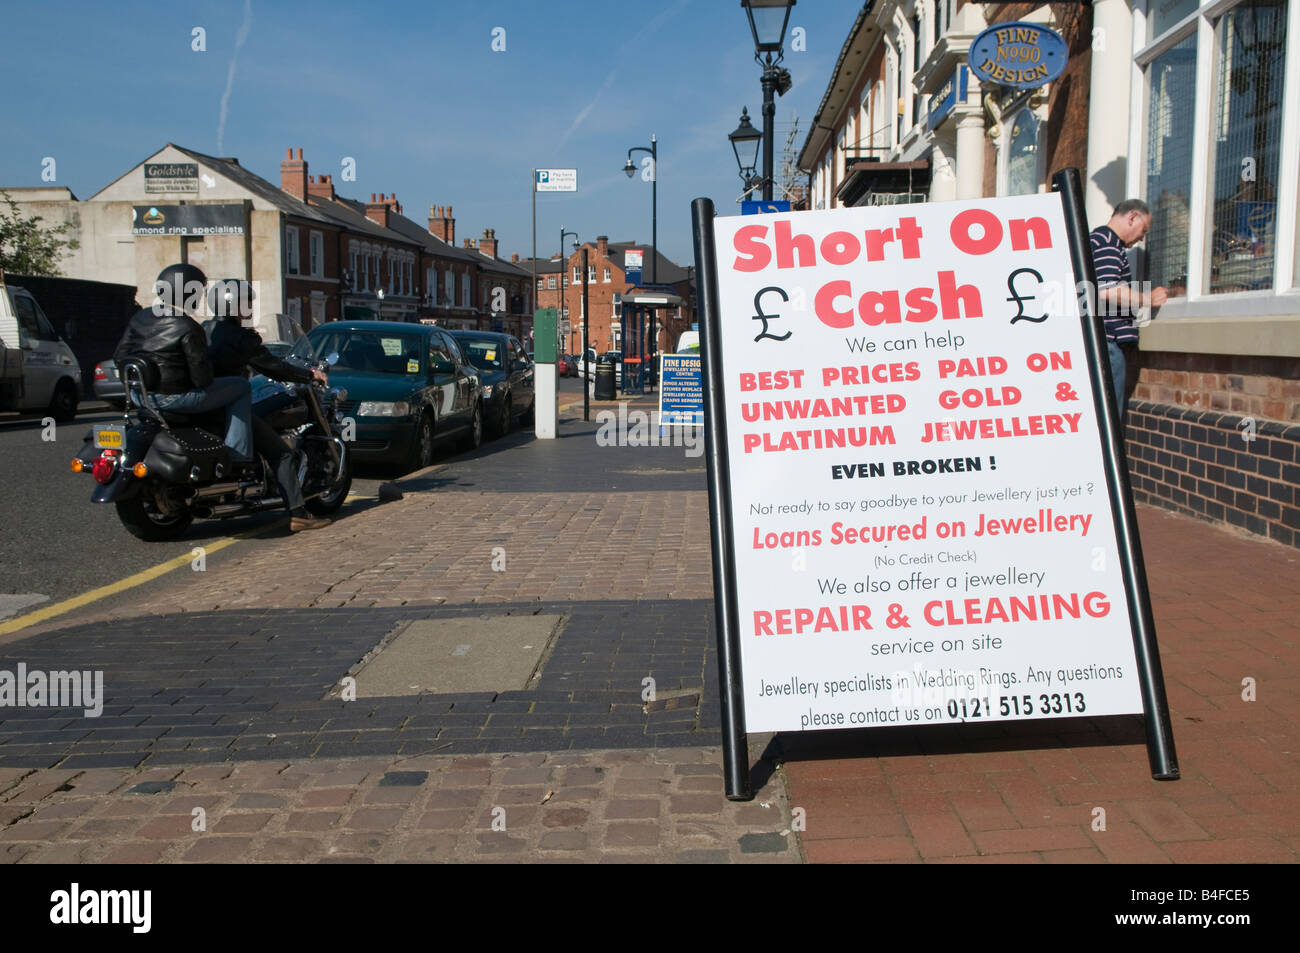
[207,320,313,384]
[113,307,214,395]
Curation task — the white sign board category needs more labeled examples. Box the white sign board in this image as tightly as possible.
[535,169,577,192]
[711,195,1144,733]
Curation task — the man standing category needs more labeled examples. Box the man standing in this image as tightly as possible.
[1089,200,1168,417]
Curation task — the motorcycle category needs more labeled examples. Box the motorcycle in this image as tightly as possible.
[72,353,352,540]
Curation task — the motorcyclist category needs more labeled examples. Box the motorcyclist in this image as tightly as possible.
[113,263,254,464]
[204,278,331,532]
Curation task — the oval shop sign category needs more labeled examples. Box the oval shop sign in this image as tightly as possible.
[968,21,1068,89]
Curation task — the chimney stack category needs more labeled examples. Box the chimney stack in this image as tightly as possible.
[479,228,498,259]
[428,205,454,244]
[366,193,392,229]
[511,252,520,264]
[307,173,335,201]
[597,235,609,257]
[280,147,308,200]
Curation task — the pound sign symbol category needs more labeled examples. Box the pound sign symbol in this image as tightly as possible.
[752,286,792,342]
[1006,268,1048,324]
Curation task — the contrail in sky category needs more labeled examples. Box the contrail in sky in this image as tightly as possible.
[217,0,253,154]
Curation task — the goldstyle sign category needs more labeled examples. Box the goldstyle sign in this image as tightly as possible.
[708,195,1147,733]
[968,21,1069,89]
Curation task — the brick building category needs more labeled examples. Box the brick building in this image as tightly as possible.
[557,236,695,356]
[5,144,532,338]
[797,0,1300,548]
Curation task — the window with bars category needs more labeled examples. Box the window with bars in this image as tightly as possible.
[1143,34,1197,296]
[1207,0,1286,294]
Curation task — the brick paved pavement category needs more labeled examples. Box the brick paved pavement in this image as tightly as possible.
[1,395,1297,863]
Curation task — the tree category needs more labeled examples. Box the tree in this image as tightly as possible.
[0,190,79,276]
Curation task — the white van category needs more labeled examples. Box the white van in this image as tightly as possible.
[676,330,700,354]
[0,272,82,422]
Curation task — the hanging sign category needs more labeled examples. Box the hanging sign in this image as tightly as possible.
[968,22,1069,89]
[708,195,1154,734]
[624,249,644,286]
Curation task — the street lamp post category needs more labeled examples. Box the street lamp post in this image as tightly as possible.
[560,227,579,354]
[741,0,795,202]
[729,107,763,201]
[622,136,657,284]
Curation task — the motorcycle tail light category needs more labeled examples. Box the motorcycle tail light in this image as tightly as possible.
[92,453,118,484]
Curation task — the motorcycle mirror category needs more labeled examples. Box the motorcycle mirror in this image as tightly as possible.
[325,351,340,366]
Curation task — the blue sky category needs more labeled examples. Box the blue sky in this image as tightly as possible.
[1,0,858,267]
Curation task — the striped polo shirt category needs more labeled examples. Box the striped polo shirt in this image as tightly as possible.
[1089,225,1138,344]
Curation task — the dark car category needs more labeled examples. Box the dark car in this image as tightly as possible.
[294,321,482,471]
[449,330,535,436]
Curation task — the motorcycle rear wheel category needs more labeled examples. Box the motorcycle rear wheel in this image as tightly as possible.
[305,443,352,515]
[115,495,193,541]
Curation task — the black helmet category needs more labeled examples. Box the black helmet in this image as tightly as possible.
[206,278,255,320]
[154,263,207,315]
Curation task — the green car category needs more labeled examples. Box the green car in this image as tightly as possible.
[294,321,483,472]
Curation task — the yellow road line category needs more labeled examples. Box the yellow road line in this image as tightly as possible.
[0,519,285,637]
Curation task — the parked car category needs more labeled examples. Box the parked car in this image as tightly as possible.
[92,359,125,409]
[292,320,482,472]
[556,354,570,376]
[449,330,535,436]
[0,280,82,421]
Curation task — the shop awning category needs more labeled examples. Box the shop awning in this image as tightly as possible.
[837,159,931,207]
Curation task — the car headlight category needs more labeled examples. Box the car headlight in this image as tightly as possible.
[357,401,411,416]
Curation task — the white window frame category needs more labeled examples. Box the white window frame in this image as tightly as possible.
[1128,0,1300,330]
[603,267,611,282]
[309,231,323,277]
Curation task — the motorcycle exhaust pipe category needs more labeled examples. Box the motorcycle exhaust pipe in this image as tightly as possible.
[192,480,261,500]
[194,497,285,517]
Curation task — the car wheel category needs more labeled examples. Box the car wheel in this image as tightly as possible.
[115,495,193,541]
[494,396,512,437]
[521,398,535,426]
[407,411,435,473]
[49,379,79,424]
[460,401,483,451]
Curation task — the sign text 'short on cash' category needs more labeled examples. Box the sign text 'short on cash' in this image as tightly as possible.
[729,208,1054,328]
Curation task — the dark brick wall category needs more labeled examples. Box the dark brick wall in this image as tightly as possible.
[7,273,138,395]
[1126,401,1300,548]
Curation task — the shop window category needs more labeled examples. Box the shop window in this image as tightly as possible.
[1006,109,1040,196]
[1148,0,1201,43]
[1143,34,1197,297]
[1207,0,1287,294]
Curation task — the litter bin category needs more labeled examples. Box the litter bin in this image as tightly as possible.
[594,363,616,400]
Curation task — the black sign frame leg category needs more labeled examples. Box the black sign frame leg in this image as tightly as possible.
[1052,167,1179,781]
[691,197,752,801]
